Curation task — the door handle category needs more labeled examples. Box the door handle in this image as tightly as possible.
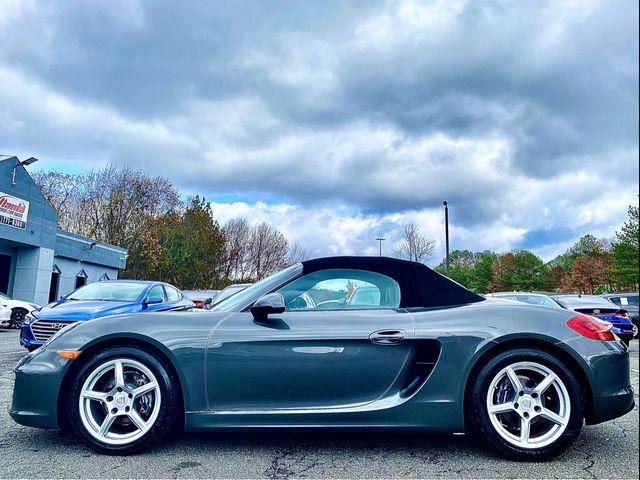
[369,329,406,345]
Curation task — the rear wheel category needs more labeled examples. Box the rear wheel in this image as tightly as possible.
[68,346,180,455]
[468,348,584,461]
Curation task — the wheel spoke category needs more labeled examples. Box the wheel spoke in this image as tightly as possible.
[98,414,116,438]
[132,381,157,398]
[519,418,530,444]
[505,366,522,391]
[127,410,149,433]
[80,390,107,402]
[540,408,568,426]
[114,360,125,387]
[534,373,557,395]
[488,402,514,415]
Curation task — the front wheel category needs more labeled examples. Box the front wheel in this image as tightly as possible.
[10,308,28,329]
[468,348,584,461]
[68,346,180,454]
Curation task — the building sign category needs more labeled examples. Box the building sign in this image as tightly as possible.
[0,191,29,229]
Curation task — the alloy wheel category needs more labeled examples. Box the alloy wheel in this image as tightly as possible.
[78,358,161,445]
[485,361,571,449]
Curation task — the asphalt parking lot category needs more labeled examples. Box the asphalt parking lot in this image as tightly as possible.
[0,329,637,479]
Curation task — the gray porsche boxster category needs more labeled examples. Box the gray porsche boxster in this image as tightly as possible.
[10,257,634,459]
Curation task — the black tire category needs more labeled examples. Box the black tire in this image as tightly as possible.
[10,308,29,329]
[468,348,584,461]
[68,346,180,455]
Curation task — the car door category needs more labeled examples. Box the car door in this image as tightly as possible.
[206,268,414,410]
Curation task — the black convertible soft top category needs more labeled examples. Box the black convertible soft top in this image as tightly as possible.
[301,256,483,308]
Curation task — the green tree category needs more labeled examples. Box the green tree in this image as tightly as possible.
[435,250,475,287]
[611,206,639,289]
[122,196,226,289]
[435,250,497,293]
[492,250,548,291]
[469,251,497,293]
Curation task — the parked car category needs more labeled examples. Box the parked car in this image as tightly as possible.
[485,292,564,308]
[20,280,194,351]
[603,293,639,338]
[551,294,636,345]
[182,290,220,309]
[0,293,40,329]
[10,257,633,460]
[212,283,252,306]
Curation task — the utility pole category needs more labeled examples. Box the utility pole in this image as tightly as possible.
[443,201,450,272]
[375,237,385,257]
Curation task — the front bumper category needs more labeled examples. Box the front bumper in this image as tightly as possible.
[19,323,44,348]
[0,309,12,327]
[9,348,68,429]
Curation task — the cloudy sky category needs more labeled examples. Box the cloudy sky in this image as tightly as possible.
[1,0,638,263]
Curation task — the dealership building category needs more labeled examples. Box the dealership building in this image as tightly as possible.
[0,156,127,305]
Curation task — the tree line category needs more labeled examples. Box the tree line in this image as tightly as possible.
[434,206,639,294]
[33,166,306,289]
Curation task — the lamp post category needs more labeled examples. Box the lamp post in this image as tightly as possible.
[11,157,38,186]
[443,201,450,272]
[375,237,385,257]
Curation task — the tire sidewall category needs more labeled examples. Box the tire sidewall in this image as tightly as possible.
[68,346,179,455]
[469,348,584,461]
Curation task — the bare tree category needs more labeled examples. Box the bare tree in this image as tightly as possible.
[31,171,83,231]
[32,164,179,244]
[286,242,308,265]
[248,222,289,280]
[394,223,436,264]
[221,217,252,280]
[221,218,290,281]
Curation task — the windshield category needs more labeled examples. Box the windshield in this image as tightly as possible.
[212,265,302,312]
[68,282,149,302]
[214,285,249,304]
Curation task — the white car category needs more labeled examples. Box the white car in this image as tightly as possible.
[0,293,40,329]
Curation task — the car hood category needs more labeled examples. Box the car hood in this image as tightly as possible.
[32,300,138,321]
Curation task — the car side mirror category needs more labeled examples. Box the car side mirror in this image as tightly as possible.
[251,293,286,321]
[145,296,164,305]
[204,297,213,306]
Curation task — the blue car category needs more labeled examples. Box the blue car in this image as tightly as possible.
[21,280,194,351]
[551,294,636,345]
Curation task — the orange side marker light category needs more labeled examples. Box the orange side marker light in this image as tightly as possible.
[57,351,82,360]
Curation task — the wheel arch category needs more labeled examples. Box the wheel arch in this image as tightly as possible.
[57,335,187,432]
[462,335,595,429]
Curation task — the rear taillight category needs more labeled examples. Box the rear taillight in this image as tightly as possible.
[567,314,615,341]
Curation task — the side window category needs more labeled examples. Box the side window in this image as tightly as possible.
[278,269,401,311]
[165,286,181,302]
[147,285,166,302]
